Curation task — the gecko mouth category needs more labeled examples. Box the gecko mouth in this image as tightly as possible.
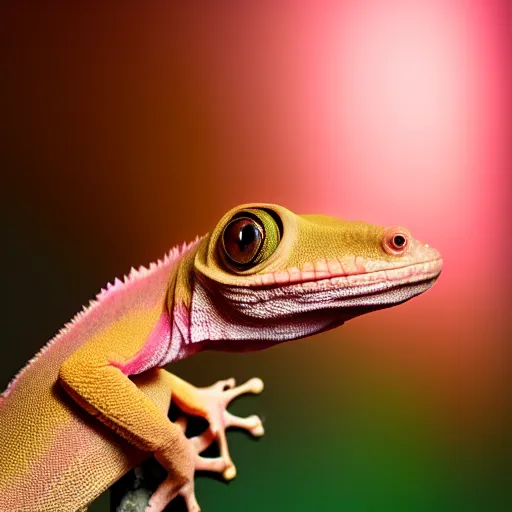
[293,257,442,311]
[301,258,443,295]
[329,276,438,309]
[247,257,443,295]
[248,257,443,290]
[282,265,441,311]
[217,258,442,320]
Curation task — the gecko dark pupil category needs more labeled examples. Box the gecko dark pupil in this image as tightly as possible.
[239,224,257,246]
[393,235,406,247]
[223,218,264,265]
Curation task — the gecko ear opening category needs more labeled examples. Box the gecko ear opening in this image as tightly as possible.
[220,209,282,270]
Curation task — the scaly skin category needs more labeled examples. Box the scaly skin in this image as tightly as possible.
[0,203,442,512]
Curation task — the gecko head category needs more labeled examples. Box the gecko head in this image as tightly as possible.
[184,203,442,349]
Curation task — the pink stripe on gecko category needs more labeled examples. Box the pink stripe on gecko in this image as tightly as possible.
[110,312,171,376]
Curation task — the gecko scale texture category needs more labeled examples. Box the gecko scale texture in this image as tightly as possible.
[0,241,199,511]
[0,203,442,512]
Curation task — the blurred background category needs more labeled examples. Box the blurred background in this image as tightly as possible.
[0,1,509,511]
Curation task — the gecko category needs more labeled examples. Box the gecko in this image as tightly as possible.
[0,203,443,512]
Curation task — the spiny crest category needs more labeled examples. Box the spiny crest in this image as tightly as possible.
[0,236,203,401]
[95,238,200,301]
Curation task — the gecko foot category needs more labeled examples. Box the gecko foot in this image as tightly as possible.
[197,377,265,480]
[145,416,227,512]
[144,378,264,512]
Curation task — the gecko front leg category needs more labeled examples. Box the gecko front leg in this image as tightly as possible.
[114,371,266,512]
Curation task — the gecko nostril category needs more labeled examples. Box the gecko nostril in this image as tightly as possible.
[392,235,406,248]
[382,228,410,256]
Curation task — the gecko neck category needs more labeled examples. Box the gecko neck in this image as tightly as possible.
[160,249,204,365]
[165,302,199,363]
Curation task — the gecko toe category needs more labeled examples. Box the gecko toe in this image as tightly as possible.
[223,464,237,480]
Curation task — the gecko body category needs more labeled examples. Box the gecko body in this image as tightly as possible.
[0,203,442,511]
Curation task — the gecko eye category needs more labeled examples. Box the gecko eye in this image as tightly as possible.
[382,228,410,255]
[222,217,264,266]
[220,209,282,269]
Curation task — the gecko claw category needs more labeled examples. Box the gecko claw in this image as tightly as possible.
[247,377,264,394]
[223,464,237,481]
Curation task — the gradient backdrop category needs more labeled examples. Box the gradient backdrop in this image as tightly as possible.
[1,2,509,511]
